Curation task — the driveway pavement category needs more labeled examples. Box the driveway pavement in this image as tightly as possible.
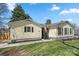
[0,39,53,48]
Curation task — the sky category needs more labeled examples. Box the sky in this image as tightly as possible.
[3,3,79,26]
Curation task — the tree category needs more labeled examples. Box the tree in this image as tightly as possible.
[45,19,52,25]
[11,5,32,22]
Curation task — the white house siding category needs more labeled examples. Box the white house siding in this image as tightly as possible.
[10,23,42,40]
[23,24,41,39]
[49,28,58,38]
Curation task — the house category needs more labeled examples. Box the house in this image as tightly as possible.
[41,21,75,39]
[48,21,75,39]
[9,19,42,42]
[8,19,75,42]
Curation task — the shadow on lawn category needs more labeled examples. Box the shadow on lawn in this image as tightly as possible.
[62,40,79,56]
[72,52,79,56]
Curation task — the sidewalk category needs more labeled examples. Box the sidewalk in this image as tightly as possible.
[0,39,53,49]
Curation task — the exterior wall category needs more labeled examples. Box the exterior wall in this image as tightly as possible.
[10,23,41,40]
[62,24,74,36]
[49,24,74,38]
[49,28,58,38]
[10,21,75,40]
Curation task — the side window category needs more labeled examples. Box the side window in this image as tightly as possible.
[26,27,31,32]
[24,26,34,32]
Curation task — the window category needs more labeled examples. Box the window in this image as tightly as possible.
[64,28,67,35]
[24,26,34,32]
[70,28,73,34]
[64,28,69,35]
[58,27,62,35]
[26,27,31,32]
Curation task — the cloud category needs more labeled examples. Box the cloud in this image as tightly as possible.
[0,16,6,20]
[60,8,79,15]
[6,3,16,11]
[62,19,73,22]
[50,4,60,11]
[29,3,37,5]
[0,16,4,18]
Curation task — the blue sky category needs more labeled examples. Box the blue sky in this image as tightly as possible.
[5,3,79,26]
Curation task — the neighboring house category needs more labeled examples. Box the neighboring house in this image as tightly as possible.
[41,21,75,39]
[48,21,75,39]
[8,19,75,42]
[9,19,42,41]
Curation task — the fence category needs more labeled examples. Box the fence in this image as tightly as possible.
[0,29,10,42]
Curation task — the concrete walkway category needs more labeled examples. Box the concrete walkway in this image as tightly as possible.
[0,39,53,49]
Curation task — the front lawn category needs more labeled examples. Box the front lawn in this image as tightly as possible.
[0,39,79,56]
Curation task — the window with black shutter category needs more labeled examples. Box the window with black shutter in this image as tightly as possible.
[32,27,34,32]
[24,26,34,32]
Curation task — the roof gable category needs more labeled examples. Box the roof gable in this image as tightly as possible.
[9,19,42,28]
[58,21,75,28]
[46,21,75,29]
[9,19,75,29]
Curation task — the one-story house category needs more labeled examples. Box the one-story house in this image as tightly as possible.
[9,19,42,41]
[8,19,75,42]
[48,21,75,39]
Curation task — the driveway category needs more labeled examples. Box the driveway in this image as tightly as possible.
[0,39,53,48]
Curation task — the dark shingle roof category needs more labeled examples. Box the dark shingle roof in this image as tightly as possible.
[9,19,75,29]
[40,21,75,29]
[9,19,42,28]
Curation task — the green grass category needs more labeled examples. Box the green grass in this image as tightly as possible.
[1,40,79,56]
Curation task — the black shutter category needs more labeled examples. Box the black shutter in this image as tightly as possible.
[32,27,34,32]
[24,26,26,32]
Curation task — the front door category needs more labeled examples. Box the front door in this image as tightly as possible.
[41,27,49,39]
